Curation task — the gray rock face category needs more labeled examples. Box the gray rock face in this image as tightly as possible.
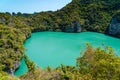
[8,61,21,75]
[108,15,120,37]
[14,61,21,69]
[9,68,15,76]
[65,21,82,33]
[74,21,82,32]
[65,24,74,32]
[0,17,6,24]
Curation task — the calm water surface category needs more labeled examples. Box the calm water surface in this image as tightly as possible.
[15,32,120,76]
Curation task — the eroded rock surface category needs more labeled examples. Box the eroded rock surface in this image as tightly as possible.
[109,15,120,37]
[65,21,82,33]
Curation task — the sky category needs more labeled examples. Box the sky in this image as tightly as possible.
[0,0,72,13]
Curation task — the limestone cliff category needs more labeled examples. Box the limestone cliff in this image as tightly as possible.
[108,14,120,38]
[64,21,82,33]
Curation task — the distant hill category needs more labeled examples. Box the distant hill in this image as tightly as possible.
[1,0,120,34]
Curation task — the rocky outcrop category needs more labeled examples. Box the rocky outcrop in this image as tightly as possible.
[8,61,21,76]
[74,21,82,32]
[14,61,21,70]
[0,17,6,24]
[108,14,120,37]
[64,21,82,33]
[65,24,74,32]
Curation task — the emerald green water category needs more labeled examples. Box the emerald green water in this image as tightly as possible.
[15,32,120,76]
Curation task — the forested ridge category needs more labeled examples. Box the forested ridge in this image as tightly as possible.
[0,0,120,80]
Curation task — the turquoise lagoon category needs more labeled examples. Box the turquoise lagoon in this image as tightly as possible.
[15,32,120,76]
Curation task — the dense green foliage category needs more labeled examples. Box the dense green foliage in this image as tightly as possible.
[22,0,120,32]
[0,0,120,79]
[24,55,36,72]
[1,0,120,33]
[0,24,25,72]
[0,13,31,73]
[0,71,18,80]
[76,44,120,79]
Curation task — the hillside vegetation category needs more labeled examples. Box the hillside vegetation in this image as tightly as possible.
[0,0,120,79]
